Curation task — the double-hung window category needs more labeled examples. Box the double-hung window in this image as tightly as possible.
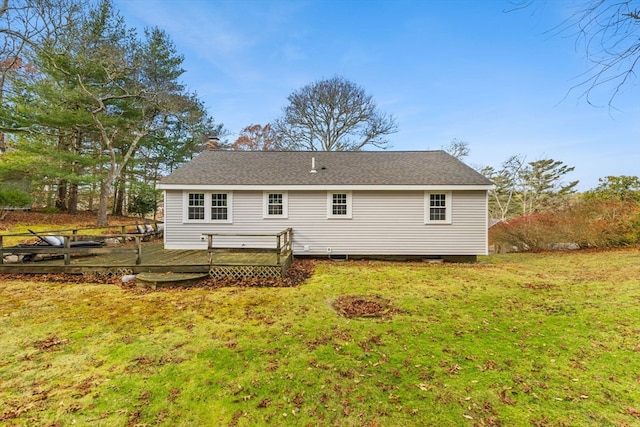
[425,192,451,224]
[263,192,288,218]
[327,191,352,219]
[211,193,228,220]
[184,192,232,223]
[187,193,205,220]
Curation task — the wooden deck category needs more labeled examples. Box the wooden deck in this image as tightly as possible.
[0,241,293,278]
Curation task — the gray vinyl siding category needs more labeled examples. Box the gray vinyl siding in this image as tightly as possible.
[163,190,488,255]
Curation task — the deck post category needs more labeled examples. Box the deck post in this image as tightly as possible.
[207,234,213,265]
[63,236,71,265]
[135,236,141,265]
[0,235,4,265]
[276,234,281,265]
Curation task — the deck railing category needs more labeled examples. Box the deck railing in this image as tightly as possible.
[202,228,293,266]
[0,225,293,279]
[0,234,143,266]
[0,222,162,266]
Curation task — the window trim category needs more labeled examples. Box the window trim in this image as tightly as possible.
[210,192,230,222]
[327,191,352,219]
[183,191,233,223]
[186,192,205,221]
[263,191,288,219]
[424,191,452,224]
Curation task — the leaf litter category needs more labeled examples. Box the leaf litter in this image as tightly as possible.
[332,294,401,319]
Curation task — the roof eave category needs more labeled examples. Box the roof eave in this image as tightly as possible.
[158,184,494,191]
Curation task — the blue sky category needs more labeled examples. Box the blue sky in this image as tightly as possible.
[114,0,639,191]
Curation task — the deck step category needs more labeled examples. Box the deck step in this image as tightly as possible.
[136,272,208,289]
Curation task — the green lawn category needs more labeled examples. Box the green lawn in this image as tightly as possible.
[1,249,639,426]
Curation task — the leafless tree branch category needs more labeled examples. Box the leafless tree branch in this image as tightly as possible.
[274,75,398,151]
[510,0,639,108]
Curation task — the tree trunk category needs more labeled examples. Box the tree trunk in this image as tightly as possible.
[68,129,81,215]
[93,117,149,226]
[68,183,78,214]
[97,180,111,226]
[112,184,120,215]
[113,178,125,216]
[88,183,94,211]
[55,180,68,211]
[0,69,6,153]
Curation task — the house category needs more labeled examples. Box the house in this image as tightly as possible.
[158,150,494,261]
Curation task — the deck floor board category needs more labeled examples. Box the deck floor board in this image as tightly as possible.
[0,241,291,275]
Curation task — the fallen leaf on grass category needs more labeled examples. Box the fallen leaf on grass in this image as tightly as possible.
[626,407,640,418]
[257,398,271,408]
[167,388,180,403]
[33,335,69,352]
[499,388,516,405]
[1,404,33,421]
[388,393,401,403]
[446,364,461,375]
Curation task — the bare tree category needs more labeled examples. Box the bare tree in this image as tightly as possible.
[483,155,578,219]
[482,154,526,221]
[564,1,640,106]
[273,75,398,151]
[511,0,640,106]
[442,138,470,160]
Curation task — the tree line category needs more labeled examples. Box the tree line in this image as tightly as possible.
[0,0,220,225]
[444,141,639,249]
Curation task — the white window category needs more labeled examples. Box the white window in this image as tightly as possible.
[183,192,232,223]
[263,192,288,218]
[425,192,451,224]
[187,193,205,220]
[327,191,352,219]
[211,193,228,220]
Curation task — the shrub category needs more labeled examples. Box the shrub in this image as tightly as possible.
[0,189,31,208]
[128,184,159,218]
[490,198,640,251]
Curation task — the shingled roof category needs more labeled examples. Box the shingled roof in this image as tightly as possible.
[160,150,493,187]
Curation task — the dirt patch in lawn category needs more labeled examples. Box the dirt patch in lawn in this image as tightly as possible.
[332,294,401,319]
